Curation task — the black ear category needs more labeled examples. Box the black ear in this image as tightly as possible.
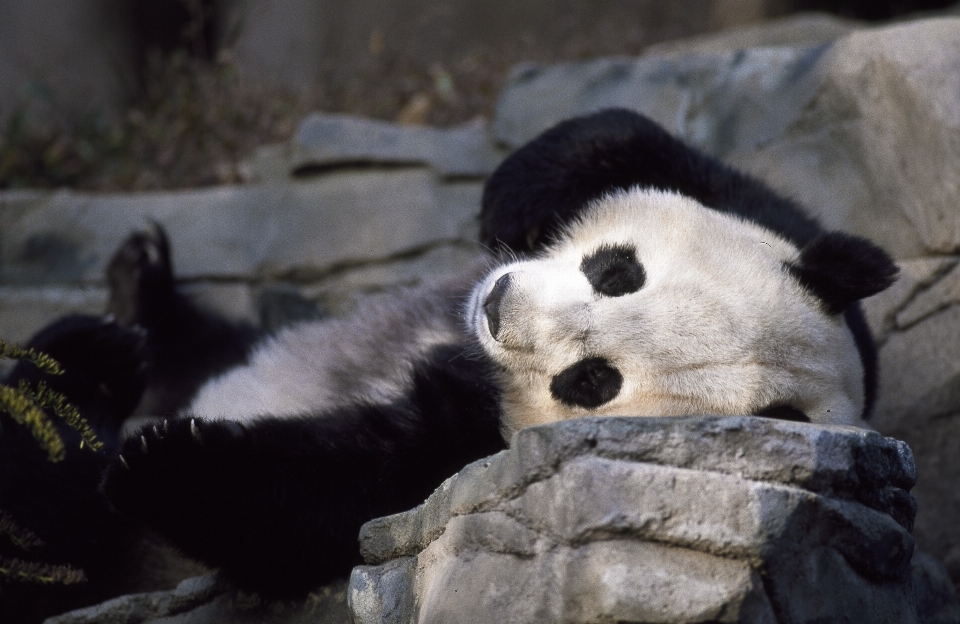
[789,232,898,315]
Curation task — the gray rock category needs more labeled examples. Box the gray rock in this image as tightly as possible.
[492,18,960,261]
[743,18,960,261]
[352,417,952,624]
[914,551,960,624]
[860,257,956,344]
[250,113,506,181]
[43,575,351,624]
[0,173,484,403]
[0,174,481,287]
[0,284,106,350]
[492,43,826,160]
[43,575,228,624]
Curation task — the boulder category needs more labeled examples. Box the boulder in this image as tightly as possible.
[350,417,959,624]
[644,11,860,56]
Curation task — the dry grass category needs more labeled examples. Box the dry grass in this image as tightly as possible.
[0,15,688,192]
[0,51,299,191]
[0,49,514,192]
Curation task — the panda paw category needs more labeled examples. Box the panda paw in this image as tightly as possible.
[106,223,175,327]
[102,417,249,525]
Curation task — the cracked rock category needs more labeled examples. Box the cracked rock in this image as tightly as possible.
[350,416,958,624]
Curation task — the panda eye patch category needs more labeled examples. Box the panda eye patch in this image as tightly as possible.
[550,357,623,409]
[581,244,646,297]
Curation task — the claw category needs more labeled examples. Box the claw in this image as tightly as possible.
[191,418,202,442]
[141,435,148,453]
[119,455,129,470]
[153,425,160,438]
[163,419,170,433]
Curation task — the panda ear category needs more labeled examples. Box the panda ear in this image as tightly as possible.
[789,232,898,315]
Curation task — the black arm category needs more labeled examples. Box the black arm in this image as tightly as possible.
[102,345,506,598]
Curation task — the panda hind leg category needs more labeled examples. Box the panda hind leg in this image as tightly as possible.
[104,224,262,416]
[106,222,176,329]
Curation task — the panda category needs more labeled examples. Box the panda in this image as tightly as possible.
[1,109,897,612]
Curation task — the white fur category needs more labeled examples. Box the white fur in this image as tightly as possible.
[187,277,476,421]
[467,189,866,436]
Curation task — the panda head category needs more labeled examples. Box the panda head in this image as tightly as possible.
[469,186,896,437]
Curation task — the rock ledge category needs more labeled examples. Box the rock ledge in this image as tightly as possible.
[350,416,959,624]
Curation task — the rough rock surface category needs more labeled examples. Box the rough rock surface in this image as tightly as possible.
[643,11,860,56]
[349,416,958,624]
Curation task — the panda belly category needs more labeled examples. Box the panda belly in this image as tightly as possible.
[186,283,472,422]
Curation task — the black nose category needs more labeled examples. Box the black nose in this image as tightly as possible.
[483,273,511,341]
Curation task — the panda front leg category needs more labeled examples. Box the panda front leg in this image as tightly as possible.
[103,414,383,597]
[102,405,501,598]
[102,345,506,598]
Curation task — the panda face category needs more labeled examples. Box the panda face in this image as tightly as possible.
[469,188,866,437]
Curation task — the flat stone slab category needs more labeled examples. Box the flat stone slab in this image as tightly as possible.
[268,113,507,179]
[350,416,954,624]
[0,174,482,286]
[290,113,505,177]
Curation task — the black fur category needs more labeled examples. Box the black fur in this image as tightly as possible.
[756,404,811,423]
[550,357,624,409]
[581,244,646,297]
[105,224,260,417]
[789,232,899,315]
[103,344,504,598]
[480,109,823,254]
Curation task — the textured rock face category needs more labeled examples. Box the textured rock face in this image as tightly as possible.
[350,416,959,624]
[252,113,506,181]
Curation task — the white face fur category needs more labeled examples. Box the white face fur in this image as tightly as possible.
[469,188,866,437]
